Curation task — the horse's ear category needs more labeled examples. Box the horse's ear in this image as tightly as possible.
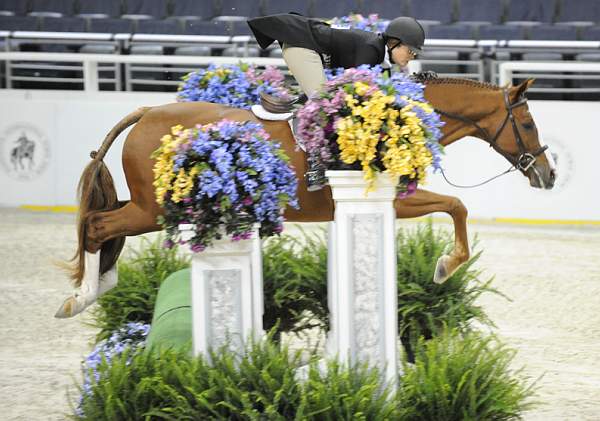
[511,78,535,100]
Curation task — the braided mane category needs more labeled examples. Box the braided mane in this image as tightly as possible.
[414,72,501,91]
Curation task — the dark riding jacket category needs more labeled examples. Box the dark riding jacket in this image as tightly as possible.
[247,13,387,69]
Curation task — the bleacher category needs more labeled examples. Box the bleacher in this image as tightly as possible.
[0,0,599,98]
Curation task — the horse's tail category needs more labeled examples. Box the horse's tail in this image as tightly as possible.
[69,106,151,286]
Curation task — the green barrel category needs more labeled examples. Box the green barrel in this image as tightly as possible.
[146,268,192,351]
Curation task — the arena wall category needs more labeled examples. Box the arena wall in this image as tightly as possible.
[0,90,597,222]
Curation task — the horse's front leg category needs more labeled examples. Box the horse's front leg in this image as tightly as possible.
[394,188,470,284]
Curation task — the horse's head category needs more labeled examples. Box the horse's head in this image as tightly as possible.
[491,79,556,189]
[424,77,556,189]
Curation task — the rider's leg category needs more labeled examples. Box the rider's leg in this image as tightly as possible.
[281,43,326,97]
[282,44,328,191]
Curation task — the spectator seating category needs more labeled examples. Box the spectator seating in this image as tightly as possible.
[529,24,578,40]
[28,0,75,18]
[222,45,260,56]
[456,0,504,26]
[0,0,28,16]
[77,0,122,19]
[406,0,454,26]
[214,0,260,21]
[581,25,600,41]
[478,24,527,40]
[0,15,39,30]
[231,20,252,36]
[170,0,217,21]
[523,25,578,61]
[122,0,169,21]
[131,19,182,54]
[88,17,134,33]
[137,18,182,35]
[262,0,311,16]
[505,0,556,26]
[363,0,405,20]
[82,18,133,53]
[427,24,474,39]
[184,19,230,35]
[42,16,86,31]
[555,0,600,27]
[311,0,361,19]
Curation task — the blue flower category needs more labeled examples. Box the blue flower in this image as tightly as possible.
[198,170,223,198]
[78,322,150,417]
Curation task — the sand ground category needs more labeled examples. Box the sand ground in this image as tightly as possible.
[0,208,599,420]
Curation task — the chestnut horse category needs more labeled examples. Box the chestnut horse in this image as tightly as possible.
[55,77,556,318]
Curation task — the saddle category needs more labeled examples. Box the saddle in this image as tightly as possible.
[259,91,307,114]
[250,92,306,152]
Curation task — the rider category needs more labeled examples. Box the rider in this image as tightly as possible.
[247,14,426,190]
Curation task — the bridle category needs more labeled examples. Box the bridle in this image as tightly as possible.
[434,88,549,188]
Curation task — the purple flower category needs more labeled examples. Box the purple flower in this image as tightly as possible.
[191,243,205,253]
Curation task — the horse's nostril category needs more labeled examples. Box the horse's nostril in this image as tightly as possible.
[549,169,557,182]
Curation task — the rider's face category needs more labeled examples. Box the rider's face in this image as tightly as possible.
[391,44,417,68]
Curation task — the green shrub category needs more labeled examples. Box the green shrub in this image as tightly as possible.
[76,332,535,420]
[92,222,499,352]
[262,228,328,339]
[300,360,399,420]
[76,336,398,420]
[91,236,190,342]
[396,221,503,362]
[398,328,537,420]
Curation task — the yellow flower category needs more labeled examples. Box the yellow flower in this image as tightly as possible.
[353,81,370,96]
[332,88,435,191]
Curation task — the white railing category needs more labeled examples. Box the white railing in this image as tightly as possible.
[499,61,600,92]
[0,51,286,91]
[0,52,421,93]
[2,50,600,95]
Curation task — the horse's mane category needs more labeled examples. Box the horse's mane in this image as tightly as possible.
[413,72,501,91]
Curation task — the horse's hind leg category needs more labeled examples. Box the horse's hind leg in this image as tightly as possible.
[55,202,161,318]
[395,188,470,284]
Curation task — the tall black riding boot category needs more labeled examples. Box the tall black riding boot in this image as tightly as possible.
[305,157,327,192]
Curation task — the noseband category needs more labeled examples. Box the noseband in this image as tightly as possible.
[435,89,548,173]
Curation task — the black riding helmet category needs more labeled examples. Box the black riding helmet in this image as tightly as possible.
[383,17,425,55]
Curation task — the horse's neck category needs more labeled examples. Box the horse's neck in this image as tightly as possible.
[424,81,501,147]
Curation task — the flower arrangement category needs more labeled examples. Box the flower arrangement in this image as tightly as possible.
[329,13,388,33]
[296,65,444,195]
[78,322,150,416]
[177,63,293,108]
[152,120,298,252]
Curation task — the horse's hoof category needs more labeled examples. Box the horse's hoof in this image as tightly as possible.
[54,293,87,318]
[433,255,450,284]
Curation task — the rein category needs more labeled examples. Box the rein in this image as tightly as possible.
[434,88,548,189]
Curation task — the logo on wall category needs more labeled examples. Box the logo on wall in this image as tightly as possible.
[0,124,50,181]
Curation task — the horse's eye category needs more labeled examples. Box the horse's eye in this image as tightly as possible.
[522,121,534,130]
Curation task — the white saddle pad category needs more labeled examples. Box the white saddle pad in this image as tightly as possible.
[251,104,293,121]
[250,105,306,152]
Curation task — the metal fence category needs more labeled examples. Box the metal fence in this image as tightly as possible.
[1,31,600,99]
